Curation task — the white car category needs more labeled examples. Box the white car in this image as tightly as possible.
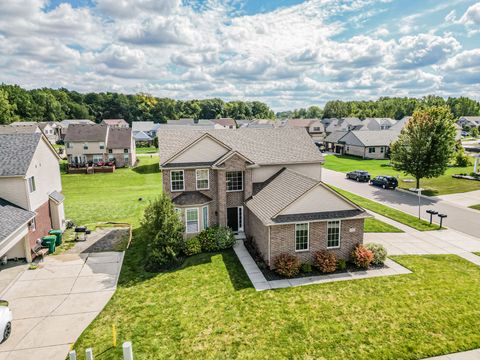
[0,301,12,343]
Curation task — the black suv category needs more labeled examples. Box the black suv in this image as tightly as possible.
[346,170,371,182]
[370,176,398,189]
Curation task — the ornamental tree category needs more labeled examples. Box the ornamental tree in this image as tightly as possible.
[390,106,457,190]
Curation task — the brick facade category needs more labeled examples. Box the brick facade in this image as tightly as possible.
[249,214,364,267]
[28,200,53,249]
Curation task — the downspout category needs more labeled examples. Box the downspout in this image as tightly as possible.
[268,226,271,266]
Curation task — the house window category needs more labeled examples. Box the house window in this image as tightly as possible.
[108,149,113,154]
[66,142,72,149]
[29,218,36,231]
[108,154,115,161]
[327,221,341,248]
[196,169,209,190]
[295,223,309,251]
[99,142,105,150]
[313,127,321,131]
[28,176,36,193]
[124,148,129,154]
[186,208,199,233]
[380,147,384,153]
[368,147,376,153]
[93,155,103,163]
[226,171,243,191]
[202,206,208,230]
[83,143,88,150]
[124,154,129,162]
[170,170,184,191]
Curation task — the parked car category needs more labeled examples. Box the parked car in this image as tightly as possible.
[370,176,398,189]
[0,300,12,343]
[346,170,371,182]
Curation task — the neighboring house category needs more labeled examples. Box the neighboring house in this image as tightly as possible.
[338,130,400,159]
[10,121,62,144]
[389,116,411,132]
[101,119,129,128]
[65,124,136,167]
[325,117,362,134]
[0,124,41,135]
[158,128,368,267]
[0,133,65,262]
[284,119,325,141]
[352,118,396,131]
[132,121,161,140]
[212,118,236,129]
[59,119,95,140]
[324,131,348,153]
[133,131,153,145]
[458,116,480,129]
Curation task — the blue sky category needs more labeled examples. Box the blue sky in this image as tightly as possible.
[1,0,480,110]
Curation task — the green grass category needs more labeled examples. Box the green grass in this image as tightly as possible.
[469,204,480,211]
[136,147,159,154]
[331,186,439,231]
[364,217,404,233]
[62,157,161,227]
[324,154,480,196]
[72,242,480,359]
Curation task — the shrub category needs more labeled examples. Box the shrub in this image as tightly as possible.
[351,244,374,269]
[183,237,202,256]
[365,243,387,266]
[301,263,312,273]
[273,253,301,278]
[314,250,337,273]
[337,259,347,271]
[142,195,184,271]
[197,226,235,252]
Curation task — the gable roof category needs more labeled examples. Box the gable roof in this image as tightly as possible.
[64,124,108,142]
[0,133,43,176]
[133,131,152,141]
[132,121,155,132]
[59,119,95,128]
[324,131,348,143]
[212,118,236,127]
[0,198,35,242]
[102,119,129,127]
[107,127,133,149]
[158,128,323,166]
[341,130,400,147]
[0,124,40,135]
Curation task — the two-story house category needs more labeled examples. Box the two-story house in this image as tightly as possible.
[101,119,129,128]
[65,124,136,167]
[158,128,368,267]
[0,133,65,262]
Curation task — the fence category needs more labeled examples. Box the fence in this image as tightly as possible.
[69,341,134,359]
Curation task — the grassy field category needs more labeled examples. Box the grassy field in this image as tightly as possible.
[72,245,480,359]
[365,218,403,233]
[470,204,480,211]
[331,186,439,231]
[136,147,159,154]
[324,155,480,196]
[62,157,161,227]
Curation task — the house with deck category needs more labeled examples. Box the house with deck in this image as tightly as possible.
[0,133,65,262]
[158,128,368,267]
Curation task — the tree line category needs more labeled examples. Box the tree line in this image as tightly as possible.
[0,84,275,125]
[277,95,480,120]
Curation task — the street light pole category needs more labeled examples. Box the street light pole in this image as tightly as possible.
[417,188,422,220]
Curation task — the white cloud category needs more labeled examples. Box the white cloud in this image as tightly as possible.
[460,2,480,25]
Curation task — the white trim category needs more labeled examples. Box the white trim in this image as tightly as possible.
[202,205,209,230]
[226,171,244,192]
[185,207,199,234]
[294,222,309,252]
[170,170,185,192]
[237,206,244,232]
[326,220,341,249]
[196,169,210,190]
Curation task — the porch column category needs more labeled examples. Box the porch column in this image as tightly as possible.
[24,235,32,263]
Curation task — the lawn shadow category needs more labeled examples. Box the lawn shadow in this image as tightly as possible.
[132,162,159,174]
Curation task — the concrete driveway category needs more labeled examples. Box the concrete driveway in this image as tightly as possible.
[0,251,123,360]
[322,168,480,238]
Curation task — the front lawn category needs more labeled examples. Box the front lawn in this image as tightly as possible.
[469,204,480,211]
[365,218,403,233]
[331,186,439,231]
[324,155,480,196]
[136,147,159,154]
[72,239,480,359]
[62,157,161,227]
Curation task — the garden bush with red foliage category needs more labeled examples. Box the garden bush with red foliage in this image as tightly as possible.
[272,253,301,278]
[351,244,374,269]
[314,250,337,273]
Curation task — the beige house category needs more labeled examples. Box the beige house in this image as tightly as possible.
[159,128,368,267]
[284,119,325,141]
[65,124,136,167]
[0,133,65,262]
[101,119,129,128]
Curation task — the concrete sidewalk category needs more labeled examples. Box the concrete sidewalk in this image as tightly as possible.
[0,251,124,360]
[426,349,480,359]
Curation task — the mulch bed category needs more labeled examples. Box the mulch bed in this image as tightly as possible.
[243,239,386,281]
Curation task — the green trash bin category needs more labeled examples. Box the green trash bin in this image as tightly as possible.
[41,235,56,254]
[49,229,63,246]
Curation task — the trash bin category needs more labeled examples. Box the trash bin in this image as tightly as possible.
[48,229,63,246]
[41,235,56,254]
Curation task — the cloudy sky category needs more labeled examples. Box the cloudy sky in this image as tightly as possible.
[1,0,480,110]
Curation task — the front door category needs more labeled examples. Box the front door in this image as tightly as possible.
[227,207,239,232]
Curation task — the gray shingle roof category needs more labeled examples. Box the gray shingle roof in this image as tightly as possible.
[245,168,318,225]
[0,124,40,134]
[158,128,323,165]
[49,190,65,204]
[344,130,400,147]
[64,124,108,142]
[0,198,35,242]
[324,131,348,143]
[107,127,132,149]
[132,121,155,132]
[0,133,42,176]
[274,209,366,223]
[172,192,213,206]
[133,131,152,141]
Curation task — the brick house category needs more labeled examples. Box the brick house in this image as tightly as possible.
[0,133,65,262]
[158,128,368,268]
